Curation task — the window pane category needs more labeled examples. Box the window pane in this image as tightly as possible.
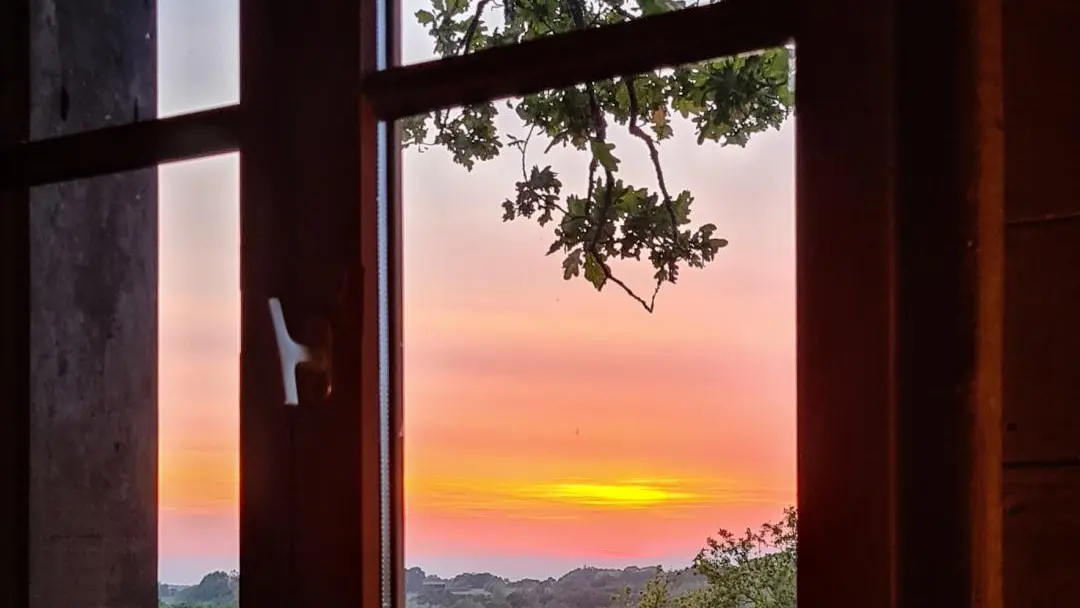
[401,0,707,66]
[157,154,240,604]
[28,153,240,608]
[398,48,796,605]
[158,0,239,117]
[27,0,238,142]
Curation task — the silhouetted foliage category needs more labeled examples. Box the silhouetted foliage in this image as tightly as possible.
[403,0,794,311]
[611,507,797,608]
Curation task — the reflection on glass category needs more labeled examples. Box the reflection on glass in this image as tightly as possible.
[29,169,158,607]
[402,0,708,65]
[400,49,797,608]
[29,1,156,141]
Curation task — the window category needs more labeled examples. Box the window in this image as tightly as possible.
[0,0,1006,607]
[374,4,795,607]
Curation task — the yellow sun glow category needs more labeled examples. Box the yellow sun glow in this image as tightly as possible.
[526,483,698,508]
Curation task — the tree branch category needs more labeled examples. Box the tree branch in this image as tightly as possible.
[460,0,493,55]
[564,0,664,312]
[625,75,684,279]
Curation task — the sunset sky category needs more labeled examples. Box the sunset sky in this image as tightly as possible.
[156,0,795,585]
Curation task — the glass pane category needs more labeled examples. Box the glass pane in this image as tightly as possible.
[28,153,240,608]
[27,0,238,142]
[398,48,796,605]
[401,0,706,66]
[158,0,239,118]
[157,154,240,604]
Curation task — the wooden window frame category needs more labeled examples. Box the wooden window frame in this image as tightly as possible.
[0,0,1005,607]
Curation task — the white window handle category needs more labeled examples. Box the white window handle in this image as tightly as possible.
[268,297,312,406]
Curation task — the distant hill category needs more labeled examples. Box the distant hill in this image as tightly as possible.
[404,565,705,608]
[159,564,703,608]
[158,570,239,608]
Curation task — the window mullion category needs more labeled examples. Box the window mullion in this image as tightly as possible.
[363,0,793,120]
[0,106,240,191]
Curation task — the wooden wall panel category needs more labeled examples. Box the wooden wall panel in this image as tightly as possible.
[1004,467,1080,607]
[1004,220,1080,463]
[1003,0,1080,222]
[1003,0,1080,604]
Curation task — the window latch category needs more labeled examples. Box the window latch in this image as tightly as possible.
[268,297,331,406]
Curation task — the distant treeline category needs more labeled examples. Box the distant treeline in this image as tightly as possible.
[159,507,797,608]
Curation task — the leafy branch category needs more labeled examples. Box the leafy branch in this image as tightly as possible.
[609,507,797,608]
[403,0,794,312]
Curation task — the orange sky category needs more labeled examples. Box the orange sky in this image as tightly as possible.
[156,0,795,584]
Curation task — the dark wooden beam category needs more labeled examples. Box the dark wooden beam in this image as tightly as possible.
[891,0,1004,604]
[795,0,896,603]
[239,0,383,606]
[0,105,239,190]
[0,0,30,607]
[237,0,299,605]
[362,0,793,120]
[797,0,1004,605]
